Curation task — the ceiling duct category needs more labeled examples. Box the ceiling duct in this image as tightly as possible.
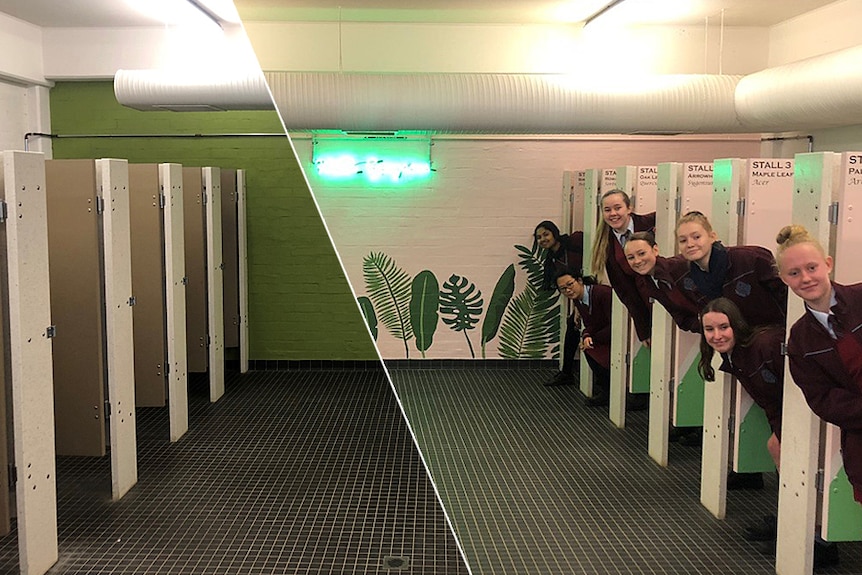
[735,45,862,130]
[114,69,273,112]
[113,44,862,134]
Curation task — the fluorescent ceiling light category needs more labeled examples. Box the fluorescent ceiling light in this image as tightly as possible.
[124,0,240,27]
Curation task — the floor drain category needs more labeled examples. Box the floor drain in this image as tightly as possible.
[382,555,410,570]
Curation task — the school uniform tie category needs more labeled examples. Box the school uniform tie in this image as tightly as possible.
[620,230,632,247]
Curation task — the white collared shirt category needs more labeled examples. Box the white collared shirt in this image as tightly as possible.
[807,289,839,338]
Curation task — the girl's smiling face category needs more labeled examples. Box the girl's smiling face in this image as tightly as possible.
[701,311,735,354]
[601,193,632,232]
[624,239,659,276]
[677,221,716,267]
[778,242,834,312]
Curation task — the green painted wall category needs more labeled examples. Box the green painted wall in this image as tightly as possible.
[49,81,377,361]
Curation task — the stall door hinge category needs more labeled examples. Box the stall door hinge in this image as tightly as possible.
[8,464,15,487]
[674,196,682,214]
[828,202,840,225]
[780,342,788,356]
[736,198,746,216]
[104,400,111,419]
[128,295,136,307]
[95,196,105,214]
[45,325,56,338]
[815,468,825,493]
[159,193,166,209]
[182,276,189,286]
[625,352,631,367]
[202,189,208,205]
[0,200,7,224]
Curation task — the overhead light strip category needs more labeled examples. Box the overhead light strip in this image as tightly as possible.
[185,0,224,28]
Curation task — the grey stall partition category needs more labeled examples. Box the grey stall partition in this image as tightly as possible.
[183,167,208,374]
[221,168,239,349]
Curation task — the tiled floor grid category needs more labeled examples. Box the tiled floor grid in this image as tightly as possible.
[0,366,859,574]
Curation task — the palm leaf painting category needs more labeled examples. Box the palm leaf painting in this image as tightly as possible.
[440,274,484,358]
[497,242,561,359]
[410,270,440,358]
[357,296,378,340]
[363,252,414,357]
[481,264,516,358]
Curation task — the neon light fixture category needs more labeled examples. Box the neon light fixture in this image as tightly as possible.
[312,135,433,184]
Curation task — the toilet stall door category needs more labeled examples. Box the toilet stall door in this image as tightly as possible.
[45,159,105,457]
[183,167,208,374]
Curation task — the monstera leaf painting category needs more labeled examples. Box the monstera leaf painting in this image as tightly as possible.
[497,242,560,359]
[363,252,414,357]
[480,264,516,358]
[410,270,440,358]
[440,274,484,358]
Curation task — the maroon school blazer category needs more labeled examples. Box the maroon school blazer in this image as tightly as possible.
[634,255,701,334]
[787,282,862,494]
[606,212,656,341]
[574,284,612,370]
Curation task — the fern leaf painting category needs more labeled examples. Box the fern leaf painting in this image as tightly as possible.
[496,242,561,359]
[362,252,414,358]
[480,264,516,358]
[357,296,378,341]
[497,282,560,358]
[440,274,484,358]
[410,270,440,358]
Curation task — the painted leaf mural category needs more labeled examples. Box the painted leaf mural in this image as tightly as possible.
[363,251,414,358]
[439,274,484,358]
[497,242,561,359]
[357,296,378,341]
[409,270,440,358]
[481,264,516,358]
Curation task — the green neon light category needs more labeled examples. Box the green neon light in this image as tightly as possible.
[314,154,432,183]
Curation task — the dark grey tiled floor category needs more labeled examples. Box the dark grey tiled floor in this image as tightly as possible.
[0,370,468,575]
[389,367,862,575]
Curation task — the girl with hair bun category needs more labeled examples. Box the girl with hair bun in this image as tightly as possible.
[623,231,701,333]
[675,211,787,329]
[589,189,656,344]
[535,220,585,386]
[777,224,862,506]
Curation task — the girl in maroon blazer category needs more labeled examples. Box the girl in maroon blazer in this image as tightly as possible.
[675,211,787,329]
[623,231,701,333]
[555,270,612,406]
[697,298,784,468]
[777,224,862,506]
[536,220,584,386]
[589,189,656,343]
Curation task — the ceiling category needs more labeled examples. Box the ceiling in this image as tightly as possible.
[0,0,841,27]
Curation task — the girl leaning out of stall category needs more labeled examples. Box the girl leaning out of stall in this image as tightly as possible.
[675,210,787,329]
[536,220,585,386]
[555,270,612,407]
[776,224,862,509]
[589,189,656,345]
[623,231,701,333]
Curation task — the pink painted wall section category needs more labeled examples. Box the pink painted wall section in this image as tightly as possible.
[294,136,762,360]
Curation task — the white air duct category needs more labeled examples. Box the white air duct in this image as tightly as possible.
[735,45,862,130]
[262,72,745,134]
[113,44,862,134]
[114,69,272,112]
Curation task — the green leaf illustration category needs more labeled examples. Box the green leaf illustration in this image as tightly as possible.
[357,296,378,341]
[481,264,516,358]
[363,252,414,358]
[498,282,559,359]
[497,242,561,359]
[410,270,440,358]
[440,274,484,359]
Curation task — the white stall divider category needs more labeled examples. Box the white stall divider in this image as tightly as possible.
[237,170,249,374]
[776,151,840,575]
[203,167,225,402]
[95,159,138,500]
[580,169,601,398]
[160,163,189,442]
[1,151,58,575]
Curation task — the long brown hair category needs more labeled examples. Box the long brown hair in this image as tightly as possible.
[590,189,631,279]
[697,297,773,381]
